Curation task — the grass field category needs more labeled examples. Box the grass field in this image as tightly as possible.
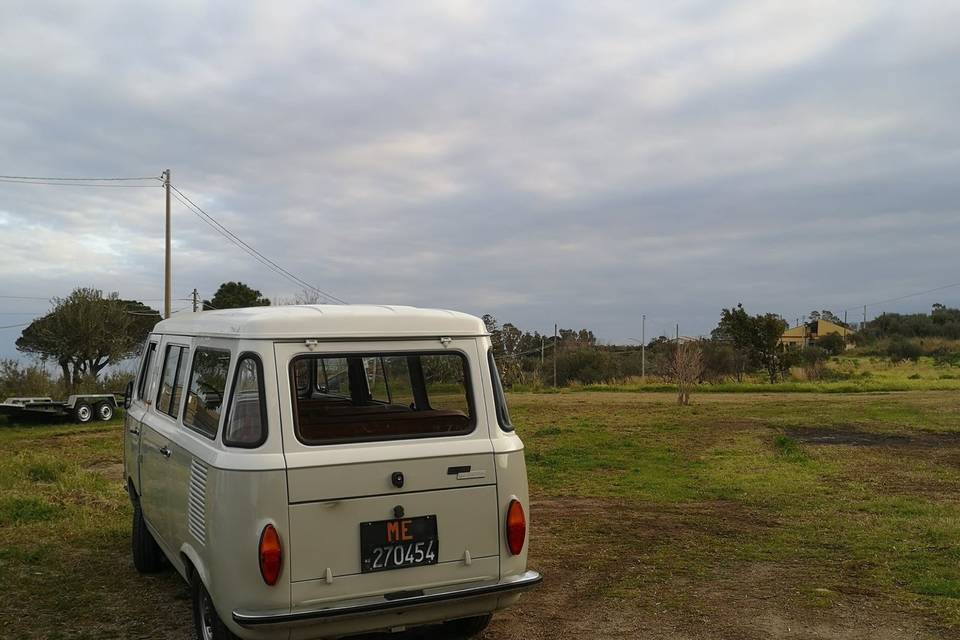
[2,391,960,639]
[516,355,960,394]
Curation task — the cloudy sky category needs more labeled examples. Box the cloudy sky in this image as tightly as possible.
[1,0,958,358]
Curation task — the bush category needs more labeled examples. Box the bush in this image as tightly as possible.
[932,346,960,367]
[817,333,847,356]
[0,358,134,402]
[0,360,59,399]
[886,337,922,363]
[800,346,829,380]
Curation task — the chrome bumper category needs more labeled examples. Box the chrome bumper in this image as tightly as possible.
[233,570,542,626]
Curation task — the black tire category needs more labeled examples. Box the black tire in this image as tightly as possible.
[74,401,93,424]
[192,575,240,640]
[131,498,165,573]
[95,401,114,421]
[442,614,493,639]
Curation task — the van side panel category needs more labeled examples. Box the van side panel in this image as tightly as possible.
[494,445,529,580]
[205,466,292,640]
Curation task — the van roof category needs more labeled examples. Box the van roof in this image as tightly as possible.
[151,305,489,340]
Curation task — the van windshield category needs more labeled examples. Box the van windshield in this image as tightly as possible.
[290,351,474,445]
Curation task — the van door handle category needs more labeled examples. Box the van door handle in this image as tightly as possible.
[159,446,172,458]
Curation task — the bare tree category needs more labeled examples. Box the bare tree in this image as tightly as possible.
[279,288,323,305]
[667,341,704,405]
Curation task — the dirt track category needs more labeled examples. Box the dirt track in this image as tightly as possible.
[481,499,941,640]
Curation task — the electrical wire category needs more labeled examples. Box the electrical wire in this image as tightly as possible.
[171,185,347,304]
[841,281,960,314]
[0,178,160,188]
[0,322,31,330]
[170,184,348,304]
[0,174,161,181]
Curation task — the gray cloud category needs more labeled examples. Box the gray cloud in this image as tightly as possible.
[1,0,958,359]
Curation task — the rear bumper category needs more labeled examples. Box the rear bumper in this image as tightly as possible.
[233,569,542,627]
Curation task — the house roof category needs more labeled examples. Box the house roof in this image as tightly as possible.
[151,305,488,340]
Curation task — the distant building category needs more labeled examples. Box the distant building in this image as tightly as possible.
[780,319,854,348]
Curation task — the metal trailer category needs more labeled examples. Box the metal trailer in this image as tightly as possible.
[0,394,119,423]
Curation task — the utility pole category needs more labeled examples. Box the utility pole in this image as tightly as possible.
[553,323,558,388]
[641,314,646,380]
[863,305,867,330]
[676,323,680,344]
[163,169,171,319]
[191,288,199,313]
[843,310,847,326]
[540,336,544,365]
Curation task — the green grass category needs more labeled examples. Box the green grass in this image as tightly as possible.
[3,392,960,635]
[510,390,960,629]
[0,416,192,638]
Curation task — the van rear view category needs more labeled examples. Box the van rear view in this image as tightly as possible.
[124,305,540,640]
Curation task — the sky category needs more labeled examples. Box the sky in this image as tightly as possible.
[1,0,959,360]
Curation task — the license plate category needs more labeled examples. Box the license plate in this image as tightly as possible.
[360,515,439,573]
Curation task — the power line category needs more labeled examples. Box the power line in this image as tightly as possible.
[170,184,348,305]
[0,178,160,188]
[0,174,161,181]
[170,190,298,296]
[170,184,347,304]
[840,280,960,314]
[0,322,31,330]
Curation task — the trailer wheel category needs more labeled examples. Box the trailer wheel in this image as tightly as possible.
[74,402,93,424]
[95,402,114,421]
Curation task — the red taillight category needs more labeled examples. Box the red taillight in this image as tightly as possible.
[258,524,282,586]
[506,500,526,555]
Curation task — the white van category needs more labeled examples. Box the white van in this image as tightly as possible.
[123,305,540,640]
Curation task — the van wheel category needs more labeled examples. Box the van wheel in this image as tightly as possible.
[74,402,93,424]
[131,499,165,573]
[442,614,492,639]
[95,401,114,421]
[192,577,240,640]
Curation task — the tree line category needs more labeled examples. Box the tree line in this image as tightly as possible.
[11,279,958,395]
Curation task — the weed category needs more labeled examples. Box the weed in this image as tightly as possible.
[0,496,60,525]
[773,435,805,460]
[26,460,65,483]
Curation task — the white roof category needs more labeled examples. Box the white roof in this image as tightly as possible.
[152,305,488,340]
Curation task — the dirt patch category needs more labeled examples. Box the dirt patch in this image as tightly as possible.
[787,427,960,448]
[86,460,125,480]
[478,497,941,640]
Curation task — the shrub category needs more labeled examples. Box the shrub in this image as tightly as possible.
[773,435,806,461]
[817,333,847,356]
[800,346,829,380]
[0,360,59,400]
[932,346,960,367]
[887,337,922,362]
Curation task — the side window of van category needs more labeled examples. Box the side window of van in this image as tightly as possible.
[223,354,267,448]
[157,345,189,418]
[184,349,231,439]
[487,350,514,432]
[136,342,157,400]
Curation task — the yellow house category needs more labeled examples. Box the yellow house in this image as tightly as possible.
[780,319,854,348]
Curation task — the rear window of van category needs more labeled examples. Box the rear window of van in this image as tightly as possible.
[290,352,474,445]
